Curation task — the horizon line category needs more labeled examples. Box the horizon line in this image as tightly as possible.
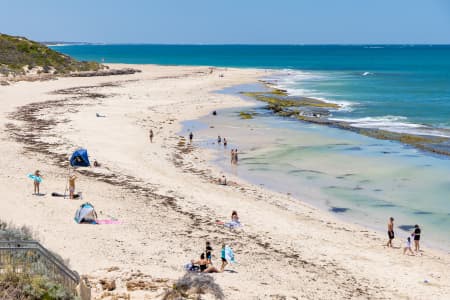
[46,42,450,46]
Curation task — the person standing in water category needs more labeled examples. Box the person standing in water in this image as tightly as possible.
[149,129,154,143]
[223,138,227,147]
[386,217,395,247]
[217,135,221,144]
[189,132,193,144]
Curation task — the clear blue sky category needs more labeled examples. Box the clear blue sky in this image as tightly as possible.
[1,0,450,44]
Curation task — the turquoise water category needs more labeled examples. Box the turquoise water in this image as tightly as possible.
[53,44,450,135]
[53,44,450,250]
[188,101,450,251]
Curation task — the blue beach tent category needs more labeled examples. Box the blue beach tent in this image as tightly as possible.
[70,148,90,167]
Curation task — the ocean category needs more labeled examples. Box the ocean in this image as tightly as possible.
[53,44,450,250]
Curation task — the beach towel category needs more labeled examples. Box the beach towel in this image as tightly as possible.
[52,192,81,199]
[224,221,242,229]
[27,174,42,183]
[96,219,121,225]
[225,246,236,264]
[184,263,200,272]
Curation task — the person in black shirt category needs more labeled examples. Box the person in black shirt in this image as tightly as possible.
[205,241,213,264]
[413,224,421,253]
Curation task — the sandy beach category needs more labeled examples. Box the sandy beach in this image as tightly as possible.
[0,64,449,299]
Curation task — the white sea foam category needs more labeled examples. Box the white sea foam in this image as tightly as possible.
[330,116,450,138]
[269,70,356,112]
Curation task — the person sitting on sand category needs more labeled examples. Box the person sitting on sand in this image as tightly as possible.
[33,170,42,195]
[231,210,239,223]
[191,253,221,273]
[224,211,241,229]
[218,175,227,185]
[69,174,77,200]
[386,217,395,248]
[403,236,414,255]
[93,160,101,167]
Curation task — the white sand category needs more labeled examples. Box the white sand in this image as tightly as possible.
[0,64,449,299]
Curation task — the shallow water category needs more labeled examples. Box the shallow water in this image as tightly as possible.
[183,90,450,251]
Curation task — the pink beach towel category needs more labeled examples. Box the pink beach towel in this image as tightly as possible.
[96,219,122,225]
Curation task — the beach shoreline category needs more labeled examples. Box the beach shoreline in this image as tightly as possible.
[1,64,449,299]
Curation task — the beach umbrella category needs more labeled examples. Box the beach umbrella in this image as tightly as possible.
[70,148,90,167]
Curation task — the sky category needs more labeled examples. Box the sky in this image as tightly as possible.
[1,0,450,44]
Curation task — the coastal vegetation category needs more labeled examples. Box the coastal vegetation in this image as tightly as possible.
[0,33,103,77]
[0,220,76,300]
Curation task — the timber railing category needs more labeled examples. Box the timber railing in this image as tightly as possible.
[0,240,80,292]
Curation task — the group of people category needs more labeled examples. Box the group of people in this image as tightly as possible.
[217,135,228,147]
[386,217,422,255]
[30,170,78,200]
[189,242,231,273]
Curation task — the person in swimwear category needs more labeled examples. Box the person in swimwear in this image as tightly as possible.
[412,224,421,253]
[33,170,42,195]
[69,174,78,200]
[386,217,395,248]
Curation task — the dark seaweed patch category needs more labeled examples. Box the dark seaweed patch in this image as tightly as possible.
[345,146,362,151]
[398,225,415,231]
[330,207,349,213]
[414,211,433,215]
[374,203,396,207]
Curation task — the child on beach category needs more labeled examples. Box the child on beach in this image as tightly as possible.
[69,174,77,199]
[403,237,414,255]
[32,170,42,195]
[206,241,213,264]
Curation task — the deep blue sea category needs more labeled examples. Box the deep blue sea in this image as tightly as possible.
[53,44,450,135]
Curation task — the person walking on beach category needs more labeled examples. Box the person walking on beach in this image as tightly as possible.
[223,138,228,147]
[69,174,77,200]
[234,149,239,164]
[412,224,421,254]
[220,244,228,272]
[149,129,154,143]
[231,149,235,164]
[189,132,193,144]
[217,135,221,144]
[386,217,395,247]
